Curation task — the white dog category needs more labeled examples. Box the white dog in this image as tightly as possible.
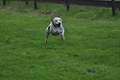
[45,16,65,43]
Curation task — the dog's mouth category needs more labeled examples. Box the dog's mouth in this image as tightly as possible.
[56,23,61,27]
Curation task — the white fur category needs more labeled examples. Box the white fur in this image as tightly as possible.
[45,17,65,43]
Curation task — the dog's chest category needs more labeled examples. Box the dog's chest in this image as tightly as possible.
[51,27,63,36]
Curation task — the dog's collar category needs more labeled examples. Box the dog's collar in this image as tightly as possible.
[52,22,56,27]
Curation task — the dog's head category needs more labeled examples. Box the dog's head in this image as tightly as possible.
[52,16,62,27]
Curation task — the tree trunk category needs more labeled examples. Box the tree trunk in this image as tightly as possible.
[34,0,38,9]
[25,0,28,5]
[112,0,116,16]
[3,0,6,6]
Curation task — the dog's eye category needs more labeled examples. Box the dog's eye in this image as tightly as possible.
[55,20,57,22]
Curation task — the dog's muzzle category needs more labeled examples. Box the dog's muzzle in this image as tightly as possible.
[57,23,61,27]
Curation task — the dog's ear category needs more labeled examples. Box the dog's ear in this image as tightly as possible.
[58,16,62,19]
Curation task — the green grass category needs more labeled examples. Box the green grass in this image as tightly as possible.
[0,1,120,80]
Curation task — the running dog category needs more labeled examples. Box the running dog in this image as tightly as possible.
[45,16,65,43]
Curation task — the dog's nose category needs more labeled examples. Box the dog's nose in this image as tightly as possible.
[57,23,61,27]
[58,23,61,25]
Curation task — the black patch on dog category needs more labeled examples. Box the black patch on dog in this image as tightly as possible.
[48,26,50,31]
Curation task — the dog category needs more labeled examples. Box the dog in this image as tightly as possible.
[45,16,65,43]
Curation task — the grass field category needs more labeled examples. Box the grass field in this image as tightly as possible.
[0,1,120,80]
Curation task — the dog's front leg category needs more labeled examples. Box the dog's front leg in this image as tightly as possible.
[61,32,65,41]
[45,33,49,43]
